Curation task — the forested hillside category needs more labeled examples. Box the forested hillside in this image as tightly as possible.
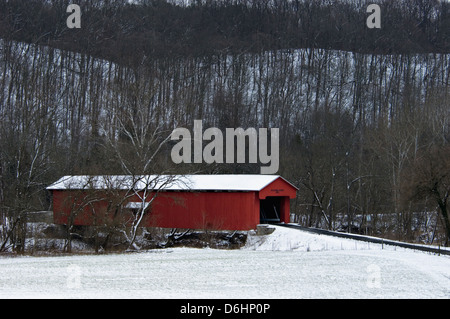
[1,0,449,60]
[0,0,449,252]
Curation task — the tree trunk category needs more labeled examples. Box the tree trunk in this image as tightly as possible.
[437,198,450,246]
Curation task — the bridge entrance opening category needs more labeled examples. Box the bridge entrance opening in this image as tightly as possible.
[260,196,281,224]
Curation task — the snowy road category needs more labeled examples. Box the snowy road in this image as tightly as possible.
[0,227,449,299]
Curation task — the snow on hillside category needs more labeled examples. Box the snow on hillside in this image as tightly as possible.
[0,226,449,299]
[244,225,450,252]
[245,225,380,251]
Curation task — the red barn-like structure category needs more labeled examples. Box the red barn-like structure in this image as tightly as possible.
[47,175,298,231]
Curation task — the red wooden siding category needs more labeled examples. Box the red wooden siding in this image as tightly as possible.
[258,177,297,199]
[50,176,297,230]
[149,191,260,230]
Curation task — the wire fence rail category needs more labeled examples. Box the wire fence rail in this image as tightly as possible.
[277,223,450,256]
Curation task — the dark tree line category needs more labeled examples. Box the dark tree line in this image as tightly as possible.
[0,0,449,252]
[0,0,449,65]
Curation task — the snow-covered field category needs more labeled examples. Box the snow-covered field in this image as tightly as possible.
[0,226,449,299]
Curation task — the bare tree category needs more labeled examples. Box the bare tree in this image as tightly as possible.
[99,69,184,250]
[121,175,180,250]
[402,145,450,246]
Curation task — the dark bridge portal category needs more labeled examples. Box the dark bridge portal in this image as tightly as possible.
[260,196,281,224]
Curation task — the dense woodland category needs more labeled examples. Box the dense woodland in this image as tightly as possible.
[0,0,449,252]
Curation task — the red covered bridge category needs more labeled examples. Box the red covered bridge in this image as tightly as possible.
[47,175,298,231]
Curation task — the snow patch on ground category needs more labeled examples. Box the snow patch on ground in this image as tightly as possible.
[0,226,449,298]
[245,225,393,252]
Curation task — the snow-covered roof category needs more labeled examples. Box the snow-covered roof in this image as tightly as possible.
[46,175,297,192]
